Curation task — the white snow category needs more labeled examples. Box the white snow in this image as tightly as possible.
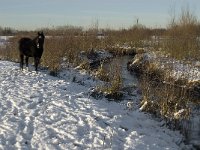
[137,51,200,82]
[0,36,13,41]
[0,36,13,49]
[0,60,188,150]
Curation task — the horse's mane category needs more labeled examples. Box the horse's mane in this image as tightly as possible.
[32,35,39,43]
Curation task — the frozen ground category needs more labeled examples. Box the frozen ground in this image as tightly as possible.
[0,61,190,149]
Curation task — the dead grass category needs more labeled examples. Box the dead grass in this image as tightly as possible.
[137,7,200,122]
[139,67,191,120]
[96,63,123,100]
[163,7,200,60]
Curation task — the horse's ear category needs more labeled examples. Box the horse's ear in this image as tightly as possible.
[41,31,45,38]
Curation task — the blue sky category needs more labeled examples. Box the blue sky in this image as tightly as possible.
[0,0,200,30]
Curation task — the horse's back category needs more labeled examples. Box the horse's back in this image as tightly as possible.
[19,37,32,48]
[19,37,35,56]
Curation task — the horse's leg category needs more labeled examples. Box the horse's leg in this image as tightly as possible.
[25,56,29,69]
[34,57,40,72]
[20,54,24,70]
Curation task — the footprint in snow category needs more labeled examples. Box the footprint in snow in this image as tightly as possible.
[12,107,18,116]
[26,92,43,110]
[27,102,38,109]
[30,92,41,99]
[27,97,43,109]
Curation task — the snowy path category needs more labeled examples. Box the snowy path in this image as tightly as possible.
[0,61,185,150]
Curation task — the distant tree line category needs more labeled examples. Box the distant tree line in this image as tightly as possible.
[0,26,16,35]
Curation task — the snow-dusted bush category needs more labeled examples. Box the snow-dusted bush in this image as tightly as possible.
[128,52,198,120]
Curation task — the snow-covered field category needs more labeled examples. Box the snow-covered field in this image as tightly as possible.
[0,36,13,49]
[0,61,189,150]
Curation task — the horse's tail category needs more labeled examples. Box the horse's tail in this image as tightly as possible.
[18,38,24,52]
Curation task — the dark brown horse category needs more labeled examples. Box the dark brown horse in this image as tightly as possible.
[19,32,45,71]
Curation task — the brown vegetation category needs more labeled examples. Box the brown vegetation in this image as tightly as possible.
[0,8,199,120]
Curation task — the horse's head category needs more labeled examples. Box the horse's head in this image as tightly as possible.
[36,31,45,49]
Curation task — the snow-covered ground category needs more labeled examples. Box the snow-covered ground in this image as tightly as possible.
[0,60,191,150]
[129,51,200,84]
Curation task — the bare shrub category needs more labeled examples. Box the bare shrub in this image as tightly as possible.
[137,57,192,121]
[96,63,123,100]
[42,36,64,73]
[95,63,110,82]
[164,7,200,60]
[0,36,20,61]
[137,7,199,122]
